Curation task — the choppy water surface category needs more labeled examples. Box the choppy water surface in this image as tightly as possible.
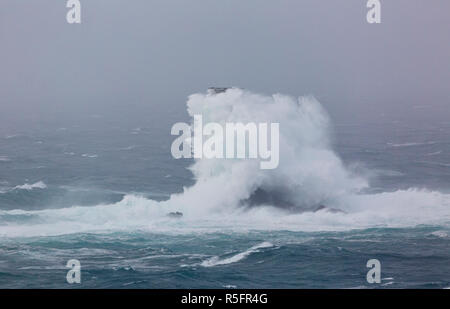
[1,90,449,288]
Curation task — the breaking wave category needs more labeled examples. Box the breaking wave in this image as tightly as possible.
[200,242,274,267]
[169,88,367,215]
[0,89,449,238]
[13,181,47,191]
[0,156,11,162]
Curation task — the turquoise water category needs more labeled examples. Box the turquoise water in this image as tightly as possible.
[1,95,449,289]
[1,228,449,288]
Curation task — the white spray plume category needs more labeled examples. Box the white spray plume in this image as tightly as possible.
[168,88,367,215]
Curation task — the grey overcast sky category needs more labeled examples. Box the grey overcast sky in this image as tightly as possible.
[0,0,449,127]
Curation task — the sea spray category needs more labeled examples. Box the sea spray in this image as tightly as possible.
[0,90,449,238]
[168,89,367,214]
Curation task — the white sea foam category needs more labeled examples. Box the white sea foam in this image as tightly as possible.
[0,188,449,238]
[81,154,98,158]
[13,181,47,191]
[4,134,21,139]
[387,141,438,148]
[200,242,274,267]
[0,90,449,238]
[168,89,367,215]
[118,145,137,151]
[425,151,442,156]
[0,156,10,162]
[430,230,448,238]
[415,161,450,167]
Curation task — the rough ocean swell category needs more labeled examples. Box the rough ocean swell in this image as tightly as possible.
[0,89,449,288]
[1,89,449,237]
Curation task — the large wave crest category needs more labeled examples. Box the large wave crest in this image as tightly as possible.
[0,89,449,237]
[169,88,367,215]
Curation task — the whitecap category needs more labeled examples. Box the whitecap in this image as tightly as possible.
[13,181,47,191]
[81,154,98,158]
[387,141,438,148]
[200,242,274,267]
[425,151,442,156]
[118,145,136,151]
[430,230,448,238]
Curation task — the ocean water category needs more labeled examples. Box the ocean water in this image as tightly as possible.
[0,90,449,289]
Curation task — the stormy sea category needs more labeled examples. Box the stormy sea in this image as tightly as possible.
[0,89,449,288]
